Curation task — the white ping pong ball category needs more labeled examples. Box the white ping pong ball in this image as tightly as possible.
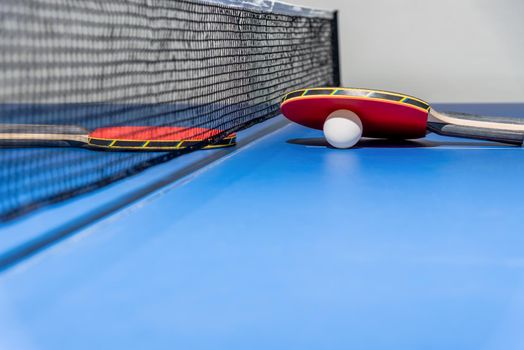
[323,109,363,149]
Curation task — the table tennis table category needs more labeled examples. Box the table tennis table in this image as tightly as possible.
[1,103,524,350]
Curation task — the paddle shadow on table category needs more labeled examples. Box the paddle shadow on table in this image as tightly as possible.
[286,138,511,149]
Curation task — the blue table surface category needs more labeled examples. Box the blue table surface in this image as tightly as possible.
[1,104,524,350]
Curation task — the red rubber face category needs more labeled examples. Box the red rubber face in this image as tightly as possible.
[280,88,430,139]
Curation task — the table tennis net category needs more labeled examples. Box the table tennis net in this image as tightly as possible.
[0,0,339,221]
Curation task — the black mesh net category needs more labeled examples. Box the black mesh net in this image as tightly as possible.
[0,0,339,221]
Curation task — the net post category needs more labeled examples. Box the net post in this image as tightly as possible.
[331,11,341,87]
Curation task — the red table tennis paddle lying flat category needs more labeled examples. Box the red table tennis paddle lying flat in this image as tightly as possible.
[280,87,524,147]
[0,124,236,151]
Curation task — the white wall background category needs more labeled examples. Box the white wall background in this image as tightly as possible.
[285,0,524,102]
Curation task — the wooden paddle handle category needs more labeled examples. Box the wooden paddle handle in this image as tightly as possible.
[0,124,88,146]
[428,110,524,145]
[0,124,87,135]
[427,122,524,145]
